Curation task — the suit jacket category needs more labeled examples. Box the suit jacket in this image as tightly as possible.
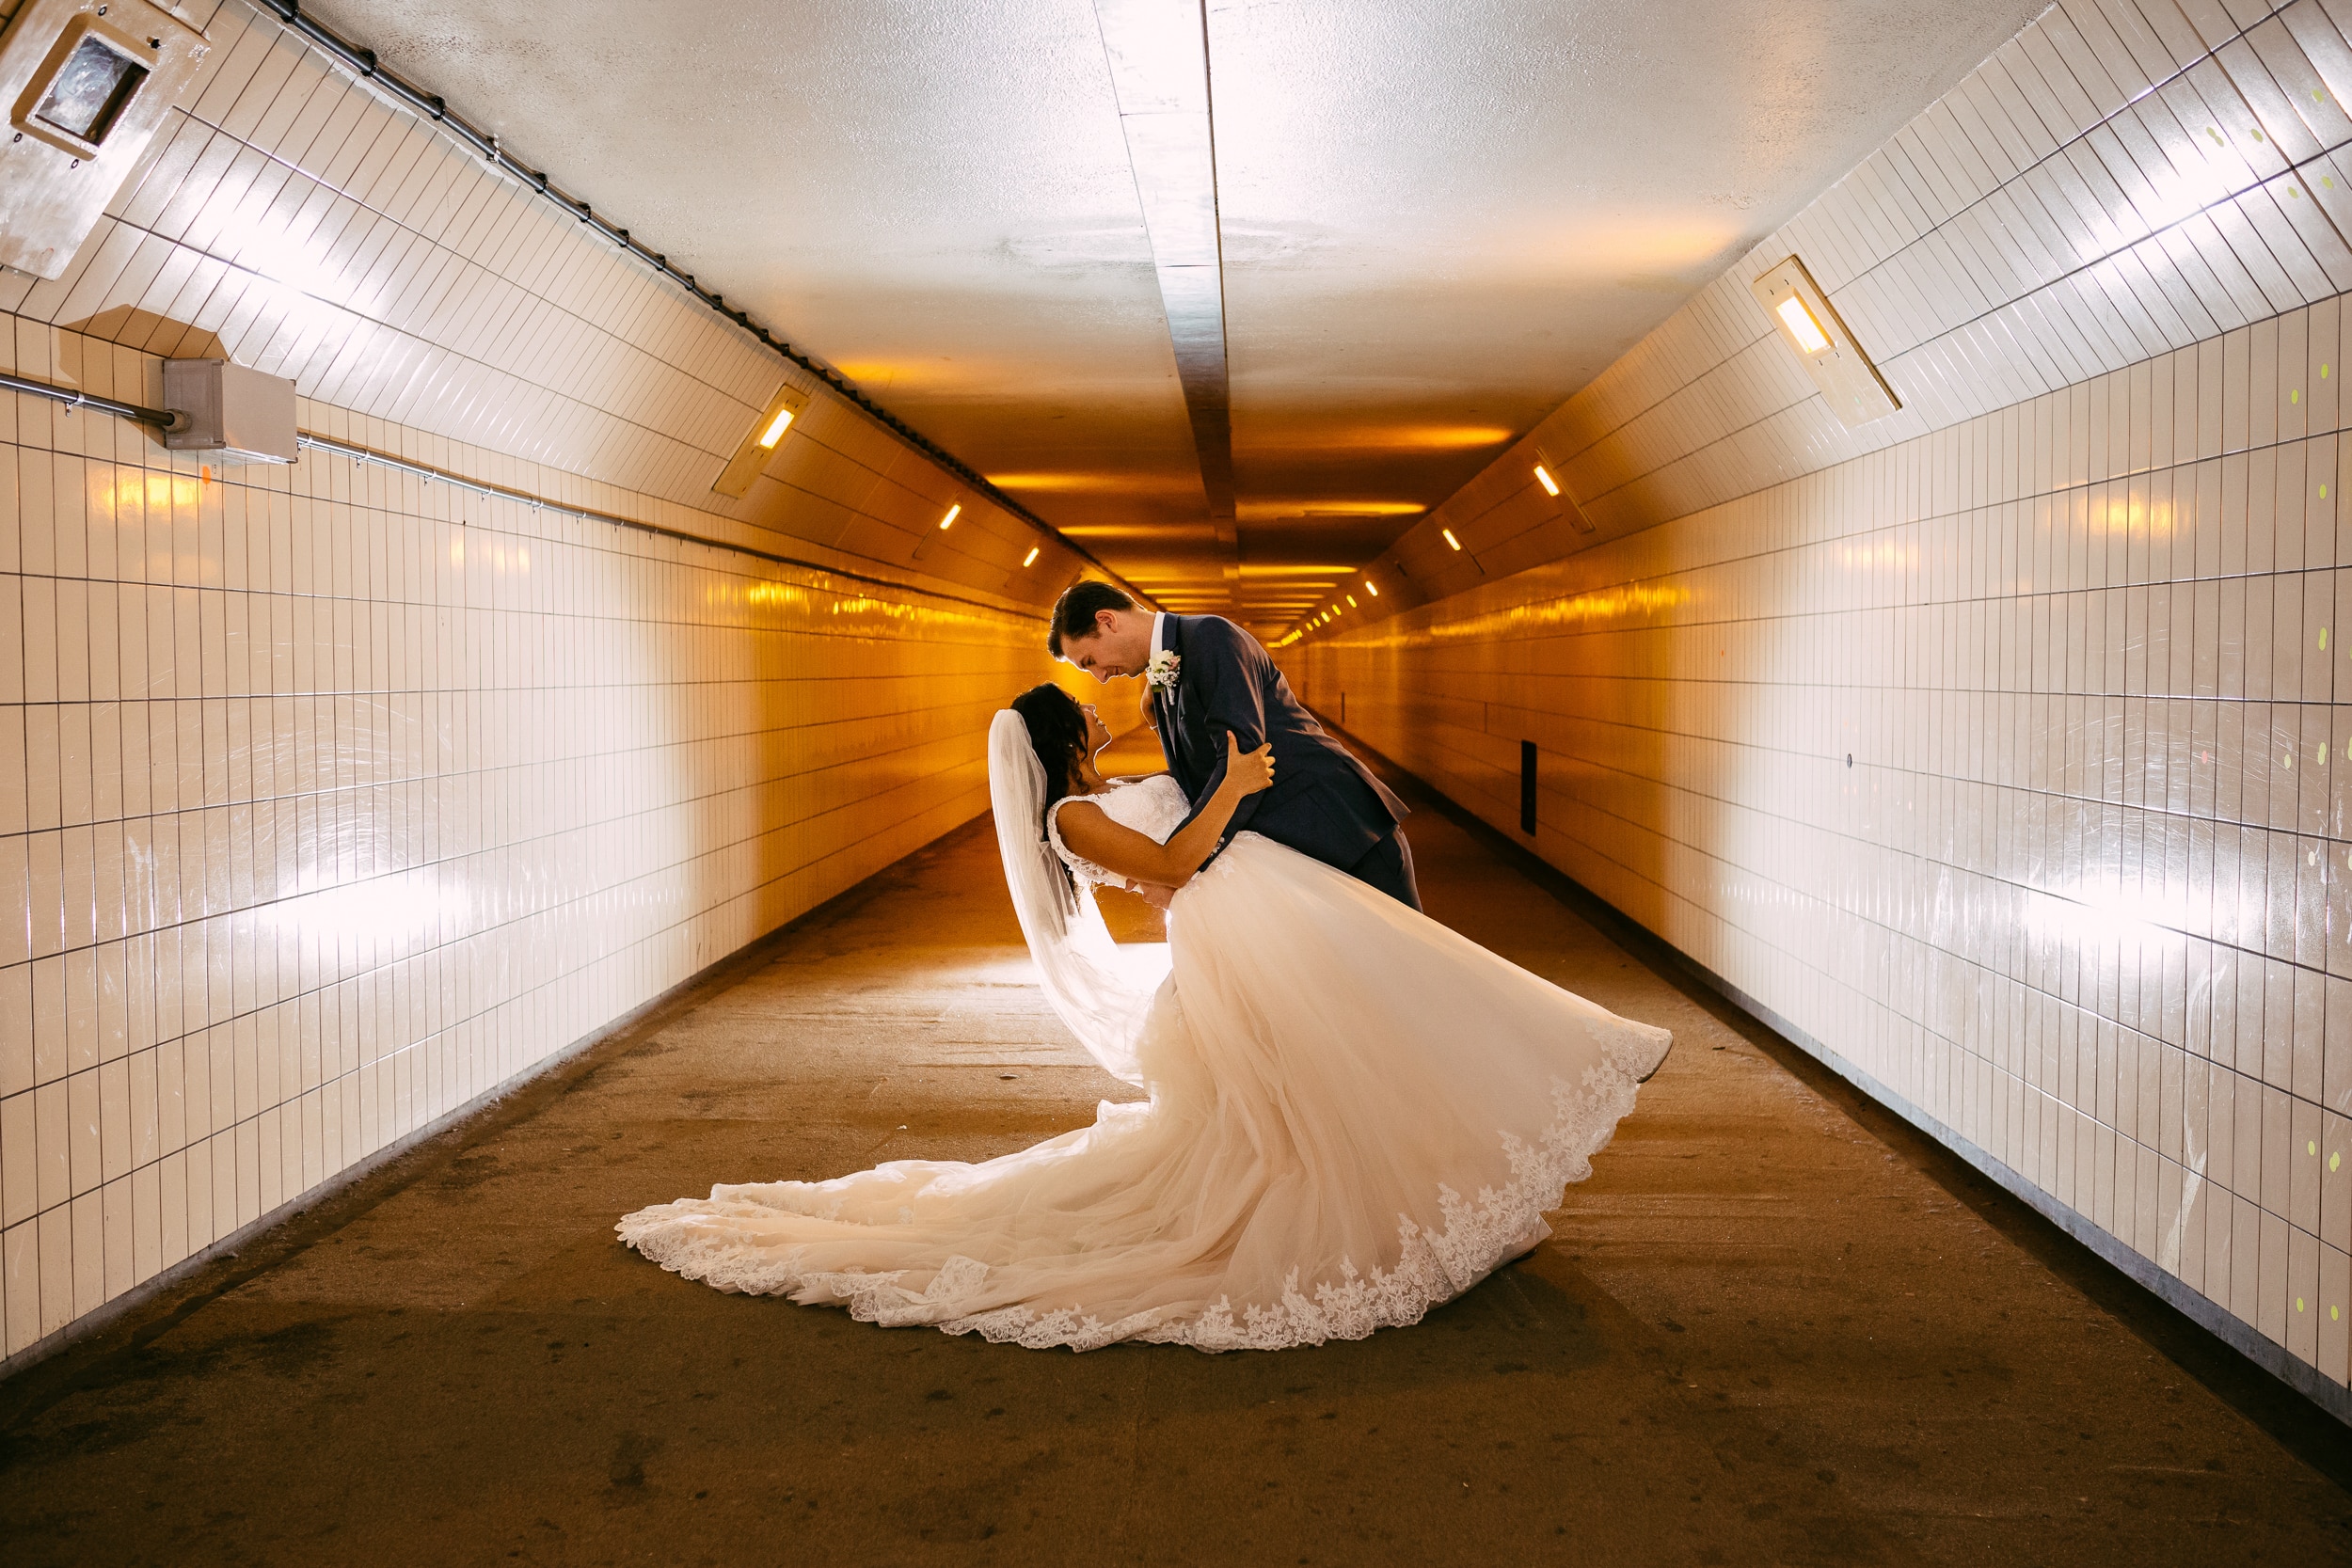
[1149,614,1407,872]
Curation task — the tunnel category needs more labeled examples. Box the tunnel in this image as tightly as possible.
[0,0,2348,1560]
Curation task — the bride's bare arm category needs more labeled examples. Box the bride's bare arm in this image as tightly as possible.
[1056,735,1274,887]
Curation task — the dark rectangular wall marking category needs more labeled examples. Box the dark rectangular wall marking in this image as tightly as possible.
[1519,741,1536,835]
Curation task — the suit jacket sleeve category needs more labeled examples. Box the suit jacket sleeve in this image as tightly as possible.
[1170,620,1272,847]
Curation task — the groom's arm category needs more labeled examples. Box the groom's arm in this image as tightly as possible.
[1170,621,1273,847]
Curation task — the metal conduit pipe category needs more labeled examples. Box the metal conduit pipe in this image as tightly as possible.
[0,365,1042,619]
[246,0,1142,601]
[0,370,179,427]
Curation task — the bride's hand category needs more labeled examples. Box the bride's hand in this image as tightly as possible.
[1225,732,1276,795]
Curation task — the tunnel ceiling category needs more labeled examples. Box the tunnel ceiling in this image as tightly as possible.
[306,0,2046,635]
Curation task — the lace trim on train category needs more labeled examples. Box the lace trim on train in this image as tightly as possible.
[613,1031,1655,1354]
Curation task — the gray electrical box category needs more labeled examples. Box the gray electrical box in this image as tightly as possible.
[163,359,298,465]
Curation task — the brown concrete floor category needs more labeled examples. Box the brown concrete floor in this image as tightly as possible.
[3,756,2349,1566]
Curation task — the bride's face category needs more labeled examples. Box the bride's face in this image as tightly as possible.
[1080,702,1109,757]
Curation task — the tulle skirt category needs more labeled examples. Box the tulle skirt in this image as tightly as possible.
[615,833,1671,1351]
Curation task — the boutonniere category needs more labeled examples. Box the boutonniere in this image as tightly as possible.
[1145,650,1182,693]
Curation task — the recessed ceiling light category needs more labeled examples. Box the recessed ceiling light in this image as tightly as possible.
[1365,580,1378,596]
[1442,529,1462,550]
[1773,295,1831,355]
[939,503,961,531]
[1534,465,1560,497]
[1022,546,1041,567]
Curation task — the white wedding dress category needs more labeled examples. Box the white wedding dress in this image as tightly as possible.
[618,753,1672,1353]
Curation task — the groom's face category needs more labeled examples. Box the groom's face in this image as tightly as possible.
[1062,610,1153,682]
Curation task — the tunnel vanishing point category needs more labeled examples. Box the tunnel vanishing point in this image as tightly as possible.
[0,0,2348,1563]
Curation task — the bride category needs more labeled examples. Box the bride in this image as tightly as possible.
[617,684,1672,1352]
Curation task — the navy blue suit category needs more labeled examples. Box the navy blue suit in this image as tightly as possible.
[1150,614,1422,911]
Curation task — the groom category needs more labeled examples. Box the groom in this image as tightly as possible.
[1049,581,1422,911]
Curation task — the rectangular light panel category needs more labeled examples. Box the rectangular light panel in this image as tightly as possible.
[1750,255,1899,428]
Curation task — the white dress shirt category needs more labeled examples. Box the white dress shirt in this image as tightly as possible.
[1151,610,1169,660]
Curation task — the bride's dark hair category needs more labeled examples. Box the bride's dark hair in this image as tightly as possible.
[1012,680,1089,807]
[1010,683,1089,904]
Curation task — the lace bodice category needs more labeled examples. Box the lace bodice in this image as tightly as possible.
[1046,775,1191,887]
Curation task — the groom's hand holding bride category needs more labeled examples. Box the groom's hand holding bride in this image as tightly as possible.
[1123,735,1271,911]
[1059,731,1277,903]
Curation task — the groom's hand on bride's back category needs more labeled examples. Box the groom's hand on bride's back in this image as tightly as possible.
[1226,732,1276,796]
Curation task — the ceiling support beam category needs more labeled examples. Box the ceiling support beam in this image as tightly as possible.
[1091,0,1240,604]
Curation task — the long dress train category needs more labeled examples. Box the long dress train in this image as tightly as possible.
[618,775,1667,1351]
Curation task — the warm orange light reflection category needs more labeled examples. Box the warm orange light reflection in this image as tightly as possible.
[1313,582,1692,650]
[2087,492,2174,536]
[1254,425,1515,451]
[1237,499,1427,521]
[985,472,1203,496]
[1836,540,1918,571]
[96,470,205,512]
[1424,583,1688,641]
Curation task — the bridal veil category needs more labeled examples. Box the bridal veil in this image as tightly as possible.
[986,707,1162,1085]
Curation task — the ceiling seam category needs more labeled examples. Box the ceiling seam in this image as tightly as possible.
[1091,0,1241,609]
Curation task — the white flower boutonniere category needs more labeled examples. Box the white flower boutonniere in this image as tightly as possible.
[1145,649,1182,693]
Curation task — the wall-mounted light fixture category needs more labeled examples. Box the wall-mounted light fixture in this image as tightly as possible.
[711,381,811,498]
[1750,255,1899,427]
[912,499,962,562]
[0,0,209,279]
[1531,447,1596,534]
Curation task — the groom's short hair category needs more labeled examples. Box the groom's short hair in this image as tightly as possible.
[1048,581,1136,659]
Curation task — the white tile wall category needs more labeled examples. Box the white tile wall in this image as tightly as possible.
[1290,0,2352,1415]
[0,0,1099,1360]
